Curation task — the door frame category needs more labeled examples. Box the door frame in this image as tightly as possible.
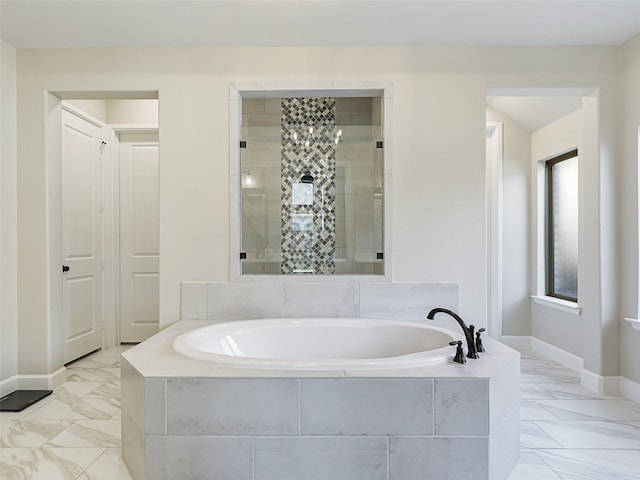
[486,122,504,340]
[107,124,159,346]
[46,96,159,366]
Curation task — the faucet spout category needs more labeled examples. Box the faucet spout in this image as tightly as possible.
[427,308,479,359]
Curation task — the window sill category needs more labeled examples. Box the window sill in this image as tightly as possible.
[624,318,640,331]
[531,295,581,316]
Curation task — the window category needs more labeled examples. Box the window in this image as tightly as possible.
[546,149,578,302]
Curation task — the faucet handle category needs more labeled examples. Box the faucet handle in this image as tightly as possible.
[475,328,486,353]
[449,340,466,364]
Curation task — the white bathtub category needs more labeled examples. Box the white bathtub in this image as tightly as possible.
[172,318,456,370]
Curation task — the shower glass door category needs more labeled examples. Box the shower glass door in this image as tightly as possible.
[240,96,384,275]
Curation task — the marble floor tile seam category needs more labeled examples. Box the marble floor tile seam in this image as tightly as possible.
[526,382,626,401]
[526,448,640,476]
[525,449,567,478]
[530,420,640,450]
[519,362,579,372]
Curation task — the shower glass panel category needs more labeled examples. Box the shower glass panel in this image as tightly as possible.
[240,96,384,275]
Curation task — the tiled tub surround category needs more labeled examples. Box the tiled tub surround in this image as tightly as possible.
[121,320,520,480]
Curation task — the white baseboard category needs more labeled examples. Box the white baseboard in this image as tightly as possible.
[580,370,620,395]
[620,377,640,403]
[500,335,532,350]
[0,375,19,398]
[0,367,67,397]
[530,337,584,372]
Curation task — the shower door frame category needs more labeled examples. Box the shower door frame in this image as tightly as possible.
[229,83,394,283]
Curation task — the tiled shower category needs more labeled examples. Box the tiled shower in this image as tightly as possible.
[240,96,384,275]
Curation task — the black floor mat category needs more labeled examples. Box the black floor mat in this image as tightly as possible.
[0,390,52,412]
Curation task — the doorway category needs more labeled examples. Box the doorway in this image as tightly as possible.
[485,87,594,346]
[53,95,159,363]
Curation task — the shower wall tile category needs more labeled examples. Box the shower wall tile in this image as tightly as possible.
[335,97,372,115]
[180,282,207,320]
[265,194,281,219]
[242,98,266,114]
[254,436,387,480]
[264,98,281,114]
[281,98,336,274]
[241,194,266,221]
[359,283,436,321]
[240,141,281,168]
[434,379,490,436]
[241,220,268,249]
[389,437,489,480]
[300,378,434,435]
[166,378,299,435]
[206,282,283,321]
[283,282,359,318]
[146,436,253,480]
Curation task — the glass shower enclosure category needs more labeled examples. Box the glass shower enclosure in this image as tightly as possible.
[240,96,384,275]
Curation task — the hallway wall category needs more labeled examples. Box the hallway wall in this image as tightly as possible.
[530,109,583,358]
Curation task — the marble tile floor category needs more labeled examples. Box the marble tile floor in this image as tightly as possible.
[1,346,640,479]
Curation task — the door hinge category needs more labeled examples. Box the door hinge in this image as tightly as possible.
[240,141,247,148]
[376,141,383,149]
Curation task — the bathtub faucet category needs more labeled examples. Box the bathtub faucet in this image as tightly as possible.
[427,308,479,359]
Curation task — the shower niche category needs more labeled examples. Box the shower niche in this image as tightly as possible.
[239,95,385,275]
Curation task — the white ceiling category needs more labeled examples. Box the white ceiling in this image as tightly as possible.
[486,96,583,132]
[1,2,629,131]
[2,0,640,49]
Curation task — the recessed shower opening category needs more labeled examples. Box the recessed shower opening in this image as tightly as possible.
[238,93,386,276]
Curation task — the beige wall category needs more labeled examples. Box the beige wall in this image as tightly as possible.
[1,40,18,391]
[14,45,620,381]
[0,42,18,396]
[621,34,640,385]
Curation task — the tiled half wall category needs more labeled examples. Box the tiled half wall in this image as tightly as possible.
[181,282,460,324]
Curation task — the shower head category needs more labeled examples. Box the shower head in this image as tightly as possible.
[301,171,314,184]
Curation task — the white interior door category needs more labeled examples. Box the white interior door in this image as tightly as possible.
[119,132,159,342]
[62,108,104,363]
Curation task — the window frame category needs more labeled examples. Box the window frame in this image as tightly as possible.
[545,148,579,303]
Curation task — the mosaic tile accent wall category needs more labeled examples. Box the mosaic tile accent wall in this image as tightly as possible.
[281,98,336,274]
